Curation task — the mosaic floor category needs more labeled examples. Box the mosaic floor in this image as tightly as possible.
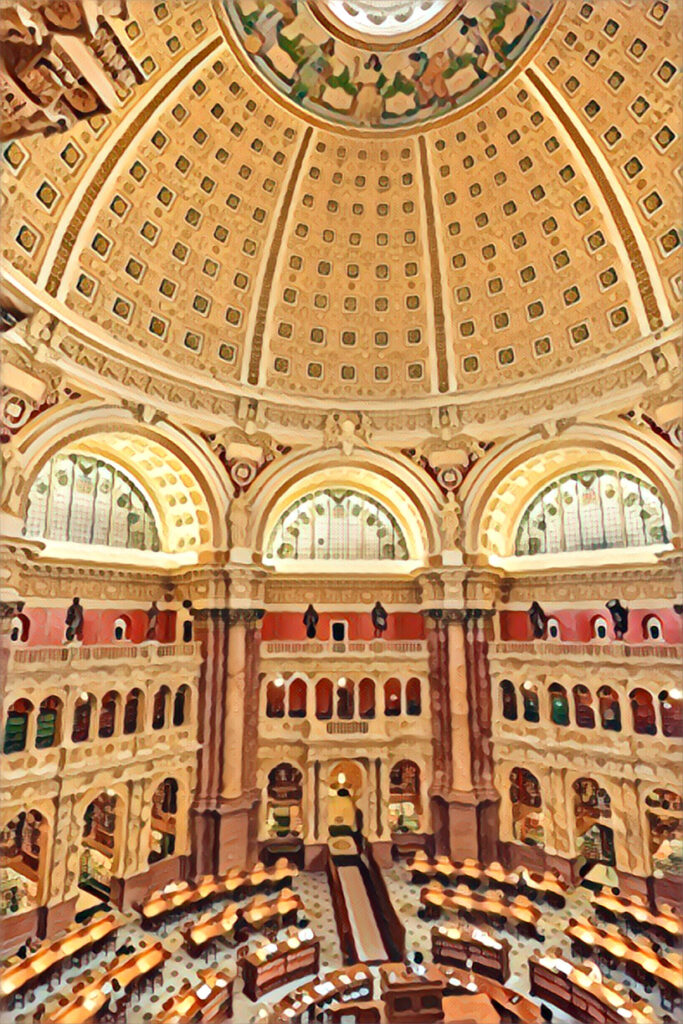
[7,867,676,1024]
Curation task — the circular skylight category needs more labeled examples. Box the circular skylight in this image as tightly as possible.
[325,0,447,38]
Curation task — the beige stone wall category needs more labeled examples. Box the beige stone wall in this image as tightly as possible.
[1,641,202,907]
[490,644,681,876]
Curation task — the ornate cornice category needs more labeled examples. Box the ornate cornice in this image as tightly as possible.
[1,290,678,441]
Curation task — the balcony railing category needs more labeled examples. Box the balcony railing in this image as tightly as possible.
[327,721,370,735]
[261,639,427,658]
[9,642,201,667]
[488,641,682,660]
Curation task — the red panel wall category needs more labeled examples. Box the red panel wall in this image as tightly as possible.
[500,607,683,643]
[262,610,425,641]
[23,607,176,645]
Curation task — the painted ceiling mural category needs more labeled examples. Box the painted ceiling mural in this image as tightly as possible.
[220,0,554,129]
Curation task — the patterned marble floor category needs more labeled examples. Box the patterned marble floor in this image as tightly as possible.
[8,867,675,1024]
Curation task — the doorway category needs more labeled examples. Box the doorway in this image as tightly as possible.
[328,760,364,855]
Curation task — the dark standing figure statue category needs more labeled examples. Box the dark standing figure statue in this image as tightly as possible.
[528,601,547,639]
[606,599,629,640]
[371,600,389,638]
[65,597,84,642]
[303,604,319,640]
[146,600,159,641]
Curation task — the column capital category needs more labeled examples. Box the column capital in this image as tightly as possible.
[227,608,265,628]
[421,608,465,625]
[192,607,265,625]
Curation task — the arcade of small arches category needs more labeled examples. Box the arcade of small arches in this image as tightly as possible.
[498,678,683,738]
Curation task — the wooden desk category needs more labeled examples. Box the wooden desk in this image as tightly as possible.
[139,861,297,927]
[529,952,657,1024]
[182,890,303,957]
[242,933,319,1001]
[269,965,374,1023]
[155,967,234,1023]
[440,965,540,1024]
[42,942,170,1024]
[431,924,511,983]
[407,857,478,887]
[590,888,683,945]
[0,913,121,1002]
[565,917,683,1000]
[517,867,568,909]
[379,963,445,1023]
[421,886,544,941]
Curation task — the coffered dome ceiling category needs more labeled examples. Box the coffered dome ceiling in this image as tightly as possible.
[1,0,680,425]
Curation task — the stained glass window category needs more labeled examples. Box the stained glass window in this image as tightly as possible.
[515,469,671,556]
[24,453,160,551]
[267,488,409,561]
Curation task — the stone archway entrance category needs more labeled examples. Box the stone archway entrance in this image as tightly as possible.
[327,760,365,855]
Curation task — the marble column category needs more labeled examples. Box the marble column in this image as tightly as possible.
[445,611,473,795]
[217,609,263,872]
[190,606,263,874]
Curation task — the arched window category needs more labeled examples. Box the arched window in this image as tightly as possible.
[573,685,595,729]
[509,768,544,846]
[113,617,130,642]
[36,696,61,748]
[267,763,303,838]
[266,679,286,718]
[71,694,93,743]
[598,685,621,731]
[500,680,518,721]
[515,469,671,556]
[316,679,333,720]
[24,453,160,551]
[659,689,683,738]
[123,689,143,734]
[173,686,189,727]
[359,678,375,719]
[573,777,614,866]
[3,699,32,754]
[266,488,409,561]
[10,613,29,643]
[337,678,354,720]
[149,778,179,864]
[646,789,683,877]
[644,616,663,641]
[152,686,170,730]
[0,811,46,913]
[182,618,193,643]
[406,678,421,716]
[98,691,119,739]
[384,678,401,717]
[592,616,609,641]
[547,618,561,640]
[389,760,421,833]
[549,683,570,726]
[288,678,307,718]
[81,793,118,896]
[521,682,539,723]
[630,689,657,735]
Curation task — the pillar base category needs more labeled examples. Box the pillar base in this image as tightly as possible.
[0,906,41,957]
[190,794,259,875]
[370,841,394,868]
[304,843,328,871]
[109,855,188,911]
[616,869,648,902]
[649,873,683,911]
[44,895,78,938]
[447,795,500,863]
